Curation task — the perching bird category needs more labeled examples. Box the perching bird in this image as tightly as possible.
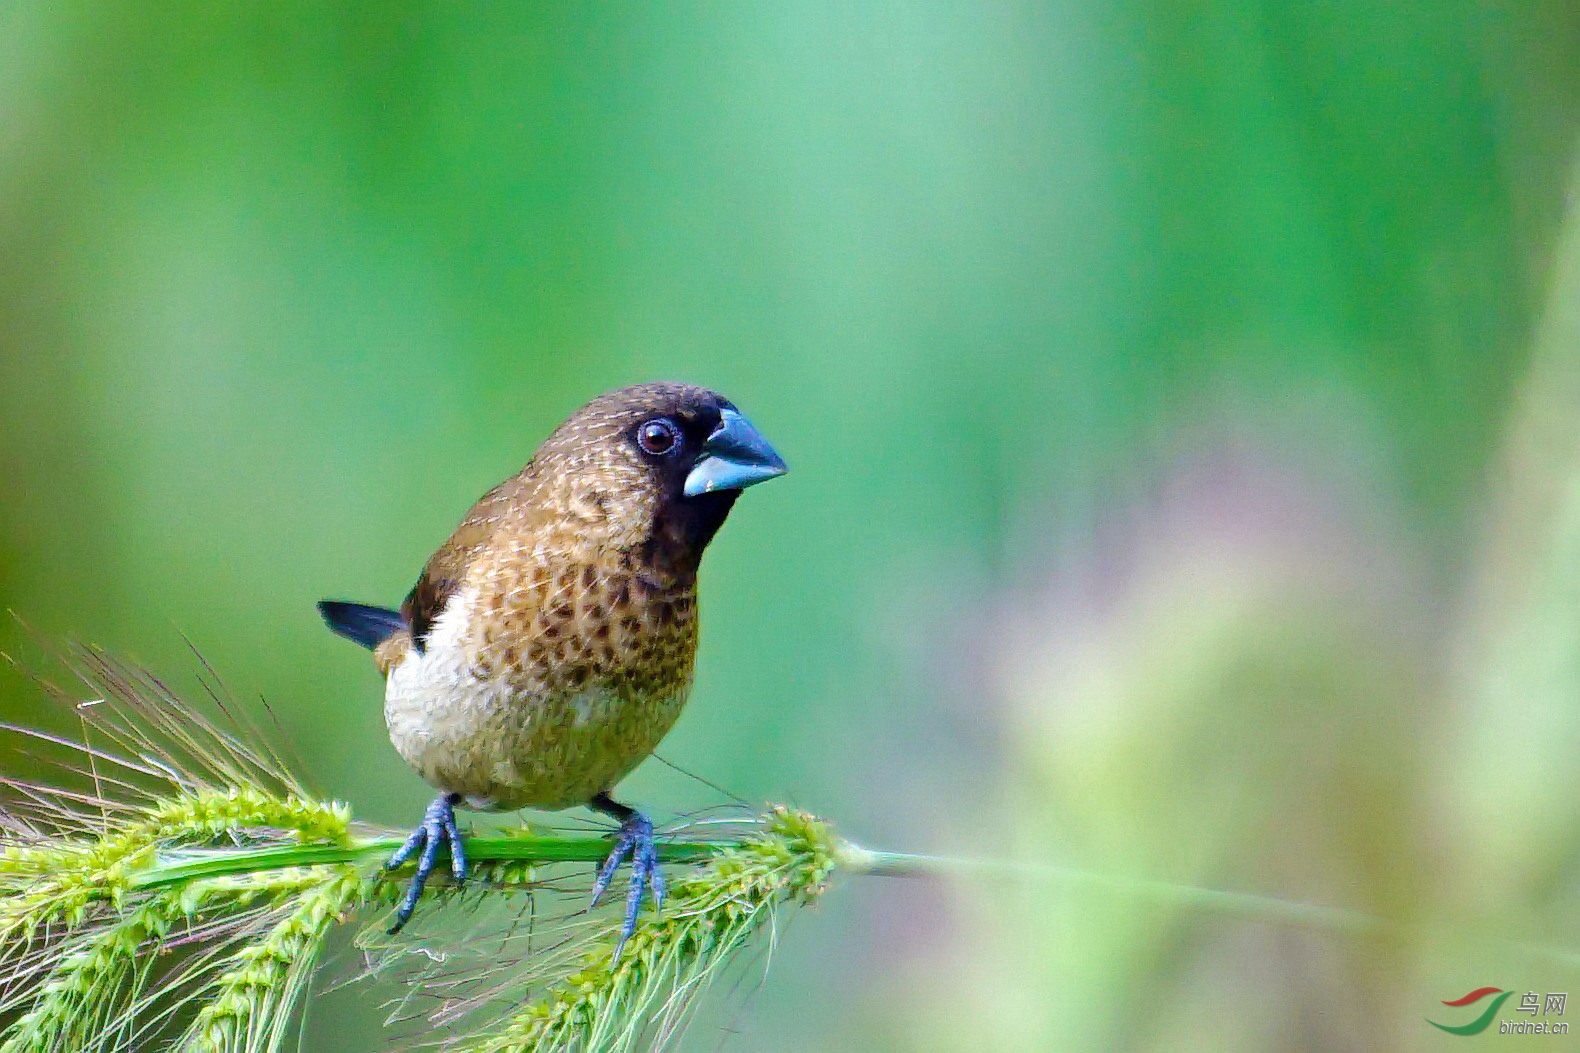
[317,382,786,946]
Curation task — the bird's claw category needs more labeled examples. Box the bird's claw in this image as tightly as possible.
[386,792,467,934]
[589,807,665,960]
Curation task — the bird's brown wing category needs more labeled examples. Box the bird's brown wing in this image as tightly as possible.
[403,473,529,649]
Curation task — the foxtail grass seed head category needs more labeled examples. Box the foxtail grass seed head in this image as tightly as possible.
[0,647,849,1051]
[458,807,839,1053]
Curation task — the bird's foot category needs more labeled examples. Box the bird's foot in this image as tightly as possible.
[385,792,467,934]
[588,792,665,961]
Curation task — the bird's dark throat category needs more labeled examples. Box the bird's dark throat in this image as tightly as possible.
[640,489,739,581]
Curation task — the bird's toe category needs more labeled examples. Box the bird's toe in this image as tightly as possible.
[590,809,663,962]
[387,793,465,935]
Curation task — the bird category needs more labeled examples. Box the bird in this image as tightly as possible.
[316,382,787,948]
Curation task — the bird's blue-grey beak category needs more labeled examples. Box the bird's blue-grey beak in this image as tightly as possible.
[683,408,788,497]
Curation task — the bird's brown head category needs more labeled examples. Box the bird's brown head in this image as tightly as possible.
[523,382,787,578]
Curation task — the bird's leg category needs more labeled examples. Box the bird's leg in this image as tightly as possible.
[385,792,467,934]
[588,791,666,959]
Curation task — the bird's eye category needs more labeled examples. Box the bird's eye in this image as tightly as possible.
[636,418,680,456]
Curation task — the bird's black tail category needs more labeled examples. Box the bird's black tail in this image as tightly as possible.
[317,600,405,650]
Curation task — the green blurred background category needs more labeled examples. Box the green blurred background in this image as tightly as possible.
[5,3,1580,1049]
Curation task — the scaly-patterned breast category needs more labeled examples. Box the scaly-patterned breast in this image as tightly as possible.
[383,539,699,811]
